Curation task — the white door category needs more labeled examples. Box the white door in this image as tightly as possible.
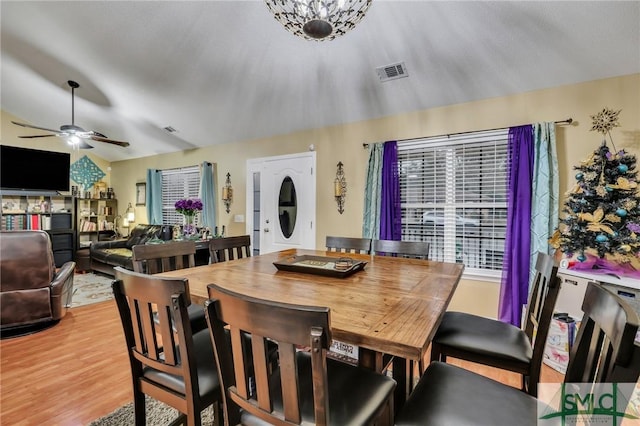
[247,152,316,254]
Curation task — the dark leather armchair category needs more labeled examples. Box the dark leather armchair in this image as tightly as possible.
[0,230,75,333]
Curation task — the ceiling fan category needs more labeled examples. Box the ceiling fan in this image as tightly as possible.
[11,80,130,149]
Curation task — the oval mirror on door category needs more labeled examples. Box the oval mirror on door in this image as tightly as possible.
[278,176,297,238]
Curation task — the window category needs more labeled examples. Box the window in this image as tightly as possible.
[398,129,508,278]
[161,166,200,226]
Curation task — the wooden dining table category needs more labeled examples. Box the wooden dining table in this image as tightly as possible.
[158,248,464,410]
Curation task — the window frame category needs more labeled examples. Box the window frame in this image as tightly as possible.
[397,129,509,281]
[161,165,201,226]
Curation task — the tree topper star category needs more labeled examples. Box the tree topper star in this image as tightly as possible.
[590,107,621,134]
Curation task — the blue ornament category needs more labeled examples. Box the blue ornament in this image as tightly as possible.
[605,185,613,192]
[616,208,628,217]
[577,254,587,262]
[618,164,629,173]
[575,172,584,181]
[595,234,608,243]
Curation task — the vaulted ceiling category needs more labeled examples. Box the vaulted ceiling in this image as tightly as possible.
[2,1,639,162]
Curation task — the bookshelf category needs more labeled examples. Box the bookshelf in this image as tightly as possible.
[76,198,118,248]
[1,192,75,267]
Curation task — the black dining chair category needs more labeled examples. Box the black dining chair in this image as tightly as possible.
[205,283,396,425]
[208,235,251,263]
[325,236,372,254]
[132,240,197,274]
[112,267,222,426]
[372,239,430,259]
[132,240,206,333]
[429,251,560,396]
[395,281,640,426]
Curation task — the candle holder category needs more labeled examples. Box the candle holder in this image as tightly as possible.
[334,162,346,214]
[222,172,233,213]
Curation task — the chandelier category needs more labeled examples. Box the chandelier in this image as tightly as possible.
[264,0,372,41]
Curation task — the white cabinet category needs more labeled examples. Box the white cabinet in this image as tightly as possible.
[556,268,640,319]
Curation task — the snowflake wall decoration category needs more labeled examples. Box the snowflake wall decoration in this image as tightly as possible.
[590,107,621,134]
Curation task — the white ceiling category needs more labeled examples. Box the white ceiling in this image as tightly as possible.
[2,1,639,162]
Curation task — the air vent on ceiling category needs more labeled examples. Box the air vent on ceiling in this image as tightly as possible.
[376,62,408,82]
[163,126,178,134]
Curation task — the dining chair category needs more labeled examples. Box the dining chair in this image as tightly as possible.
[372,239,430,259]
[429,251,560,396]
[112,267,222,426]
[395,281,640,426]
[132,240,206,333]
[325,236,372,254]
[208,235,251,263]
[132,240,196,274]
[205,283,397,425]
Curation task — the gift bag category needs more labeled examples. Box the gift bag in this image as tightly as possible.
[543,313,577,374]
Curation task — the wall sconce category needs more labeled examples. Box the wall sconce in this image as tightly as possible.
[334,161,346,214]
[222,172,233,213]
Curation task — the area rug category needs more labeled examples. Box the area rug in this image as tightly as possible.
[71,272,114,308]
[88,396,216,426]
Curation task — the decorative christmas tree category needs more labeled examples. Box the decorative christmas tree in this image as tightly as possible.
[550,108,640,275]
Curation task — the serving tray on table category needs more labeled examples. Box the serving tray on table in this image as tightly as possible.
[273,255,367,278]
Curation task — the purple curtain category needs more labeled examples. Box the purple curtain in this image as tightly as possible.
[380,141,401,240]
[498,126,534,326]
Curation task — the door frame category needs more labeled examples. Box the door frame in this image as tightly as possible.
[246,151,316,254]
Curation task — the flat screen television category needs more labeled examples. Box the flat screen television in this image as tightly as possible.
[1,145,71,193]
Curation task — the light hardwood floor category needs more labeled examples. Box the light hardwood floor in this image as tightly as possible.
[0,300,564,425]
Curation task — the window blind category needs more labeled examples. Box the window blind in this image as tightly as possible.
[161,166,201,226]
[398,129,508,277]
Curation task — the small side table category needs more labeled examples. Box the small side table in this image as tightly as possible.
[75,247,91,273]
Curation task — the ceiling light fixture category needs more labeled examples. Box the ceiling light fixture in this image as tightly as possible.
[264,0,372,41]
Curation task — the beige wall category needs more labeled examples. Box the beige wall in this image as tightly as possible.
[3,73,639,319]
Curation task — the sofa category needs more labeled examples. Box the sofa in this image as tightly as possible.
[0,230,75,334]
[90,224,163,276]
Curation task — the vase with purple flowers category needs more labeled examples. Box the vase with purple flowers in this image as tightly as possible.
[174,198,203,237]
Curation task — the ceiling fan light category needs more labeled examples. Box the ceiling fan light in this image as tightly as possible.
[265,0,372,41]
[68,135,81,146]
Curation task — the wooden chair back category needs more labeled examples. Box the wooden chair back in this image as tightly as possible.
[523,252,561,394]
[112,266,217,424]
[372,239,430,259]
[131,240,196,274]
[208,235,251,263]
[565,282,640,384]
[205,283,332,425]
[523,252,558,340]
[325,236,372,254]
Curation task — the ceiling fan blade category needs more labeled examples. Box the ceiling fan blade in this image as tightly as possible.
[87,130,108,138]
[11,121,61,134]
[76,140,94,149]
[18,134,57,138]
[90,135,130,147]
